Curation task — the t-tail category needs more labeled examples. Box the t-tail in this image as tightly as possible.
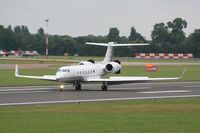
[86,42,149,63]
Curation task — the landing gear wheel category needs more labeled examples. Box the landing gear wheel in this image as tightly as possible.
[75,84,82,91]
[102,85,108,91]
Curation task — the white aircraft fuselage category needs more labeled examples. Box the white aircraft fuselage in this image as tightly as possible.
[56,61,121,82]
[56,64,104,82]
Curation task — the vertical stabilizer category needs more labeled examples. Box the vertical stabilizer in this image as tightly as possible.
[103,42,114,63]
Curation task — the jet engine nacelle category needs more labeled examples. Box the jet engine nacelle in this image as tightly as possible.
[105,62,121,74]
[79,61,93,65]
[79,60,95,65]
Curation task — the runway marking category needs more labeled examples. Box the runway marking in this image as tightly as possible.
[110,87,151,90]
[0,81,200,88]
[0,95,200,106]
[0,86,151,92]
[0,88,54,92]
[0,91,50,95]
[0,84,101,90]
[138,90,191,94]
[184,86,200,88]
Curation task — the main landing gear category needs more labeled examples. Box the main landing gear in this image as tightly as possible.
[101,82,108,91]
[74,82,82,91]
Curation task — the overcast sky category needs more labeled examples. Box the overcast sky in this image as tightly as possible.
[0,0,199,39]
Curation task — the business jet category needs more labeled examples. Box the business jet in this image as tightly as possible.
[15,42,185,91]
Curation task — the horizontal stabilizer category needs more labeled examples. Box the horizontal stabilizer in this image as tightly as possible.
[86,42,149,47]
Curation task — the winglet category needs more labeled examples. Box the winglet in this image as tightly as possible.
[179,67,187,79]
[15,65,19,77]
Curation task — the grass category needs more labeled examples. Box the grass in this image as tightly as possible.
[0,58,75,64]
[0,68,57,86]
[0,98,200,133]
[2,56,200,62]
[0,58,200,133]
[0,65,200,86]
[111,65,200,80]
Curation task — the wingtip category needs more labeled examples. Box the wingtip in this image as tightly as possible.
[15,64,19,76]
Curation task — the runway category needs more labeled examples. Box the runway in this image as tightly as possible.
[0,82,200,106]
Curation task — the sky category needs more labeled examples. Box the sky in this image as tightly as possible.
[0,0,200,39]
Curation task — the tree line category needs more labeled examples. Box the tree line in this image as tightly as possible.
[0,18,200,57]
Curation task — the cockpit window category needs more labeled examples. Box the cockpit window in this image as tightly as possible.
[61,69,70,72]
[57,69,61,72]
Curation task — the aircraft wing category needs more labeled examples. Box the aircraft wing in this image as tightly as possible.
[15,65,57,81]
[86,68,186,84]
[86,76,179,84]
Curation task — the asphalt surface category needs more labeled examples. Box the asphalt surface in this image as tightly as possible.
[0,82,200,106]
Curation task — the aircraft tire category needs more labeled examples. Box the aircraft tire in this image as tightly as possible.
[75,84,82,91]
[102,85,108,91]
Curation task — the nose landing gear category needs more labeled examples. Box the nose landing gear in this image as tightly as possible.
[59,84,64,91]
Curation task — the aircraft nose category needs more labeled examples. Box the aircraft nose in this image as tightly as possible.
[56,72,63,80]
[56,71,68,81]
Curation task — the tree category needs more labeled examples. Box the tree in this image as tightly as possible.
[151,23,171,52]
[129,26,146,42]
[151,18,188,53]
[187,29,200,58]
[167,18,187,45]
[7,25,12,31]
[75,35,106,56]
[37,28,45,35]
[151,23,170,43]
[21,25,30,35]
[107,27,120,42]
[0,25,17,50]
[167,18,187,33]
[14,26,21,34]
